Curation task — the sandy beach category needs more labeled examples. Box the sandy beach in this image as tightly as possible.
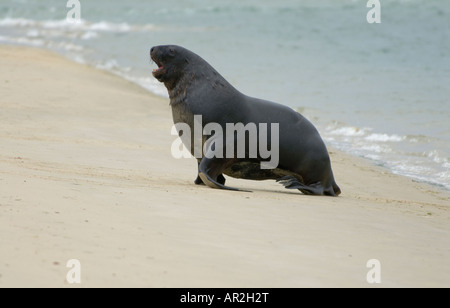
[0,45,449,288]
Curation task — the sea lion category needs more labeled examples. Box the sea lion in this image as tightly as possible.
[150,45,341,196]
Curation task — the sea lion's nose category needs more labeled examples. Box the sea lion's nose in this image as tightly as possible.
[150,47,158,57]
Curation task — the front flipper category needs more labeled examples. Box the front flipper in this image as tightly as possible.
[198,146,252,192]
[194,161,225,186]
[199,157,250,191]
[197,134,252,192]
[194,173,225,185]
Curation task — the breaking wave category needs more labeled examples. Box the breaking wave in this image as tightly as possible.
[323,123,450,190]
[0,17,159,33]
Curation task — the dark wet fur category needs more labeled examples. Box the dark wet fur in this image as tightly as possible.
[151,45,341,196]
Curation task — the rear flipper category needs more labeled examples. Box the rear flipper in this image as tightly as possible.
[276,175,338,196]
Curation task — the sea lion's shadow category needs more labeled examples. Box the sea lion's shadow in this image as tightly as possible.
[193,181,302,196]
[235,186,305,196]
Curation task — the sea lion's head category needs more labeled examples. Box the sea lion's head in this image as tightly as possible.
[150,45,233,104]
[150,45,191,87]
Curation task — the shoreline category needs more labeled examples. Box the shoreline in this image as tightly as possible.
[0,44,449,287]
[69,46,450,194]
[7,40,448,192]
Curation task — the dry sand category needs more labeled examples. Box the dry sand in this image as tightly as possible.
[0,45,449,288]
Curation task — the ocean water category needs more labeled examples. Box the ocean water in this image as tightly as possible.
[1,0,449,191]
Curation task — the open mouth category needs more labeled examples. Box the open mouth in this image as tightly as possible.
[151,57,164,76]
[153,63,163,73]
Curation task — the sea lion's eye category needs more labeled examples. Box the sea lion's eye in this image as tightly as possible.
[168,48,176,56]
